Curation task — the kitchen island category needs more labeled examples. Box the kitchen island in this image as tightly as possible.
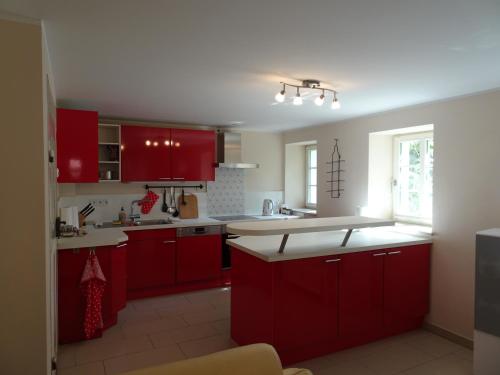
[227,217,432,365]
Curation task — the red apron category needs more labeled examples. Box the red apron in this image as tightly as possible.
[80,251,106,339]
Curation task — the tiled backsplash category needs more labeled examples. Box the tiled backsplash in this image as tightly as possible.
[207,168,245,215]
[59,169,283,221]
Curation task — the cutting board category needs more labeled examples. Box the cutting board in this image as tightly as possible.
[179,194,198,219]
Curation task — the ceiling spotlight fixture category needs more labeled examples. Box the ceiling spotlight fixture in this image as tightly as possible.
[331,92,341,110]
[314,89,325,106]
[273,80,340,109]
[293,87,303,106]
[274,83,286,103]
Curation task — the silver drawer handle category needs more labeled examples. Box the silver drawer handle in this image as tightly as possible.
[325,258,341,263]
[116,243,127,248]
[388,251,401,255]
[172,177,184,180]
[163,240,176,244]
[373,253,386,257]
[159,177,171,180]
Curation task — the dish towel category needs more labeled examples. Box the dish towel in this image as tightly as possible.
[140,190,159,214]
[80,251,107,339]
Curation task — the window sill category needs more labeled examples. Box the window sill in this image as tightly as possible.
[392,222,434,236]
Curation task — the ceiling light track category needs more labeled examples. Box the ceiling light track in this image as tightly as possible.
[275,80,341,109]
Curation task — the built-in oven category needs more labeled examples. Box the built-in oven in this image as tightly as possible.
[221,228,239,270]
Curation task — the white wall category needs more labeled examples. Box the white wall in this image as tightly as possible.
[283,89,500,340]
[285,143,306,208]
[367,133,393,218]
[0,18,52,374]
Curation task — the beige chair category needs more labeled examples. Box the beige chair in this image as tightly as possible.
[123,343,312,375]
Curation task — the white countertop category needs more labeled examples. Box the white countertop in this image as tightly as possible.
[227,228,432,262]
[226,216,395,236]
[57,214,298,250]
[477,228,500,238]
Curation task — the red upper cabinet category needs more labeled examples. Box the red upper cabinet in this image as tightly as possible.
[56,108,98,182]
[171,128,216,181]
[121,126,172,182]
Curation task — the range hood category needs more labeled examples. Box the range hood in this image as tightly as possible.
[216,132,259,169]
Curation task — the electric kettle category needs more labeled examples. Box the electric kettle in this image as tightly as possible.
[262,199,274,216]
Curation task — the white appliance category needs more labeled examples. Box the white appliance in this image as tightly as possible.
[262,199,274,216]
[474,229,500,375]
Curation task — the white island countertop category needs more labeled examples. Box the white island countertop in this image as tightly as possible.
[227,228,432,262]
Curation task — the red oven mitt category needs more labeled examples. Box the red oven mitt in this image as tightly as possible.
[140,190,159,214]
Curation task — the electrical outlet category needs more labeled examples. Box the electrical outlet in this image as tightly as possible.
[90,199,109,207]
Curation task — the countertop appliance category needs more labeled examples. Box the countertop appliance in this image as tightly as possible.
[262,199,274,216]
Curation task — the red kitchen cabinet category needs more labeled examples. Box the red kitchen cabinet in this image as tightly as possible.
[176,234,221,283]
[126,229,176,292]
[171,128,216,181]
[338,250,385,343]
[274,256,339,352]
[110,243,128,312]
[56,108,98,183]
[58,245,126,344]
[384,245,431,334]
[121,126,172,181]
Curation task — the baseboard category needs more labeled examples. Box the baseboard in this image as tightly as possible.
[423,322,474,349]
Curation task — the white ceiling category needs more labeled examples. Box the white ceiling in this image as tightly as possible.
[2,0,500,131]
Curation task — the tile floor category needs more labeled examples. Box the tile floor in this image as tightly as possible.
[58,287,473,375]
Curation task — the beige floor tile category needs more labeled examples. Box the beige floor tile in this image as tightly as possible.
[182,306,230,325]
[185,288,230,306]
[359,342,434,374]
[58,361,105,375]
[156,301,215,317]
[75,336,153,364]
[315,360,377,375]
[132,294,191,311]
[150,323,219,348]
[403,330,464,358]
[292,354,337,373]
[323,340,399,364]
[104,345,185,375]
[455,347,473,362]
[400,353,473,375]
[178,334,237,358]
[58,344,77,369]
[211,318,230,334]
[118,305,161,324]
[100,324,126,342]
[121,315,188,338]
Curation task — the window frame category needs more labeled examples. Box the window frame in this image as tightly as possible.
[305,144,317,209]
[392,131,433,225]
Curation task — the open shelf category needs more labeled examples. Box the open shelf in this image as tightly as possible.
[98,124,121,181]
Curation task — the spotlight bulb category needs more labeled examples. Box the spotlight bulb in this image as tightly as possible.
[314,94,325,106]
[293,95,303,106]
[275,91,285,103]
[331,98,341,110]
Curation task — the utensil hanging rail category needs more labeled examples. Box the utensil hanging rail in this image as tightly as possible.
[144,184,204,190]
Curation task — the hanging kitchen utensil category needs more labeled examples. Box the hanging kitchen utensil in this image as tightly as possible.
[172,188,179,217]
[161,188,168,213]
[181,188,187,205]
[167,186,176,214]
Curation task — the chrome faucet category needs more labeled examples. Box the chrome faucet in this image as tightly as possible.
[129,200,142,221]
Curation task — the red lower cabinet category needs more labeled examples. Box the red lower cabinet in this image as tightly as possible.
[57,244,127,344]
[274,256,339,352]
[339,250,385,343]
[176,234,221,283]
[230,243,432,365]
[126,229,176,293]
[384,245,431,334]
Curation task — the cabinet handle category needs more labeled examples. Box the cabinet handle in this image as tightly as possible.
[388,251,401,255]
[116,243,127,248]
[373,253,386,257]
[325,258,341,263]
[172,177,184,180]
[159,177,171,180]
[163,240,176,244]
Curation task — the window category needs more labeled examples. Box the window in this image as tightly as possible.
[393,132,433,224]
[306,145,317,208]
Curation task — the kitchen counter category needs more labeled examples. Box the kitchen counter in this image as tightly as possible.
[57,214,298,250]
[227,227,432,262]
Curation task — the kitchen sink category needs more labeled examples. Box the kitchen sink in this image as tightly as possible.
[95,218,173,229]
